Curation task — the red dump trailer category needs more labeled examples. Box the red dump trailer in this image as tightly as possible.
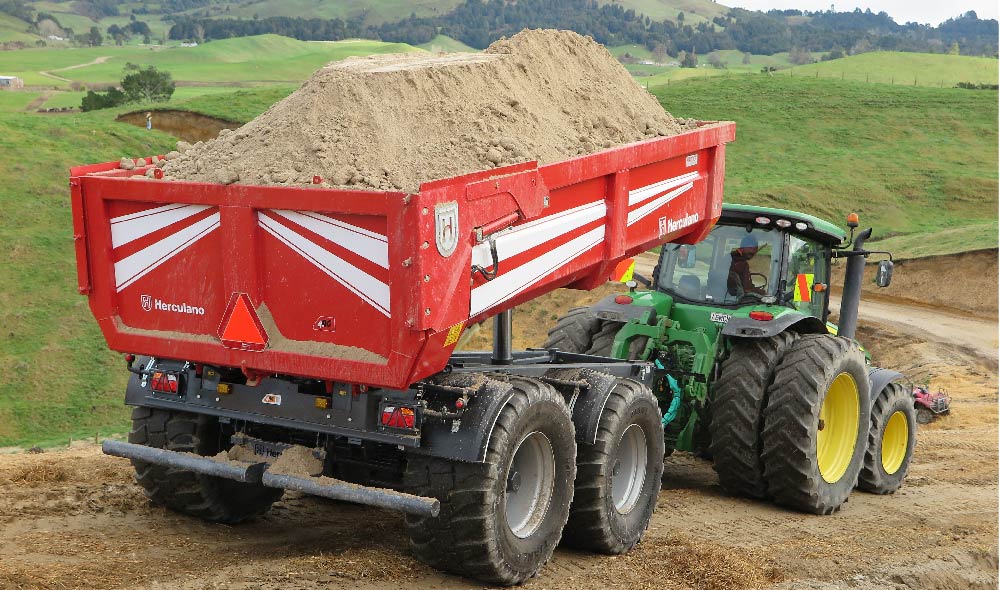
[73,121,735,585]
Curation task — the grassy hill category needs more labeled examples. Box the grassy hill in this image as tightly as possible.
[786,52,999,88]
[0,94,177,447]
[0,35,421,88]
[652,76,998,253]
[602,0,729,24]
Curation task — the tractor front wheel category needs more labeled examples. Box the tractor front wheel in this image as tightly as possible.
[761,335,870,515]
[858,383,916,494]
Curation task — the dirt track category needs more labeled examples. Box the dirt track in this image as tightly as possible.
[1,257,997,590]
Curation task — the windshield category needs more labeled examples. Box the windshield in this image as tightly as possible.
[656,224,781,306]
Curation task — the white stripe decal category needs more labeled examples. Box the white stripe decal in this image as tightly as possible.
[111,204,213,248]
[470,225,605,316]
[628,172,699,207]
[259,216,390,317]
[271,210,389,269]
[627,183,693,226]
[115,213,221,292]
[471,200,606,268]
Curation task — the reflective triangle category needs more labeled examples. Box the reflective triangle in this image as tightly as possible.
[219,293,267,350]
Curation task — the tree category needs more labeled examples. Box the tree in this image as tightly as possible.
[742,52,752,64]
[87,26,102,46]
[707,51,727,69]
[948,41,960,55]
[680,48,697,68]
[121,63,175,103]
[81,87,125,111]
[677,11,685,24]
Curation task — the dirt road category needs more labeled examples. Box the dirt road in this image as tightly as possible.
[2,266,996,589]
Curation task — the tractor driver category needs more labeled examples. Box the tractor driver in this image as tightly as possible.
[727,234,767,297]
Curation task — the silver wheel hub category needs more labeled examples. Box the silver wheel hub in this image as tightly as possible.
[504,431,555,539]
[611,423,647,514]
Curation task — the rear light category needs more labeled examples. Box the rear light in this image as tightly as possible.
[749,311,774,321]
[614,295,633,304]
[150,371,180,394]
[381,405,417,430]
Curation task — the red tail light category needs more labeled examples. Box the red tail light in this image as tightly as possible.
[614,295,633,305]
[381,406,416,429]
[150,371,180,394]
[749,311,774,321]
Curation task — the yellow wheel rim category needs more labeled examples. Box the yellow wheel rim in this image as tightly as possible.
[816,372,860,483]
[881,411,909,475]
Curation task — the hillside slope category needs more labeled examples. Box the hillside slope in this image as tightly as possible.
[652,76,998,250]
[787,51,999,87]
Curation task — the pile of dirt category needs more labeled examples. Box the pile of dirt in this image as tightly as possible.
[161,29,694,191]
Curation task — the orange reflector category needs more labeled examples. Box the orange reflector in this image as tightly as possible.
[315,397,330,409]
[218,292,268,352]
[749,311,774,321]
[216,383,232,395]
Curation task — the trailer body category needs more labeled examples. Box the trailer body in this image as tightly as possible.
[71,122,735,393]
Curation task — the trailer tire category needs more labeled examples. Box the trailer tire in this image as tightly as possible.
[587,321,648,359]
[858,383,916,494]
[562,378,664,554]
[128,407,283,523]
[761,335,870,515]
[710,332,799,499]
[404,376,576,585]
[543,307,601,353]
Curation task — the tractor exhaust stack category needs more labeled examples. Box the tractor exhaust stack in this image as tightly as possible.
[838,227,872,340]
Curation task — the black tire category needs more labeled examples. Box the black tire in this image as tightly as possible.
[915,406,934,425]
[761,335,871,515]
[404,376,576,585]
[710,332,799,499]
[858,383,916,494]
[542,307,600,353]
[128,407,283,523]
[587,321,648,359]
[562,378,664,554]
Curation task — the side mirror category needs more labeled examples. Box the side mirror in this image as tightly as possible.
[678,246,697,269]
[874,260,893,288]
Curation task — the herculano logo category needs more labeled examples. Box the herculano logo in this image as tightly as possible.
[142,294,205,315]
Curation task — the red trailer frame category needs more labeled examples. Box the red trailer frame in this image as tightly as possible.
[71,122,735,390]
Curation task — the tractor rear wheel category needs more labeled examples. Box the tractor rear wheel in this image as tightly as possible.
[858,383,916,494]
[562,378,664,554]
[761,335,870,515]
[710,332,799,499]
[404,376,576,585]
[128,407,283,523]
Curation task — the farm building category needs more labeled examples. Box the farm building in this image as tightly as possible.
[0,76,24,90]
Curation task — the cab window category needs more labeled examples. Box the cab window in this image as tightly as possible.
[785,235,828,318]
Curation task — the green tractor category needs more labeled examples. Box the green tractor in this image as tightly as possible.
[544,204,916,514]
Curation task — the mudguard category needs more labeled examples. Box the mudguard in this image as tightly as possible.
[414,377,516,463]
[721,312,826,338]
[868,367,907,405]
[541,367,619,445]
[589,294,657,325]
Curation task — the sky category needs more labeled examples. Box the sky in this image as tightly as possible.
[722,1,998,25]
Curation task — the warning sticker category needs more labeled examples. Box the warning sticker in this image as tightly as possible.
[443,322,465,347]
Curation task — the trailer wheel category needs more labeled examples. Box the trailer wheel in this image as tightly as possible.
[128,407,283,523]
[858,383,916,494]
[761,335,870,515]
[562,378,663,554]
[710,332,799,499]
[404,376,576,585]
[542,307,601,353]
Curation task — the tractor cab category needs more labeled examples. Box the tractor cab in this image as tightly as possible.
[654,204,846,323]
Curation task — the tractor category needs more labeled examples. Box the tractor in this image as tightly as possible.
[544,204,917,513]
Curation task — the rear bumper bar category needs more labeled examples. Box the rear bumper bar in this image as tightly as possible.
[103,440,440,517]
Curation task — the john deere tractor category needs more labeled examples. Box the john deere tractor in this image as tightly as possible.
[544,204,916,514]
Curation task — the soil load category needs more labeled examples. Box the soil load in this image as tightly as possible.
[161,29,693,191]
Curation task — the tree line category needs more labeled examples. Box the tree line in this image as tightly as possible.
[165,1,998,58]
